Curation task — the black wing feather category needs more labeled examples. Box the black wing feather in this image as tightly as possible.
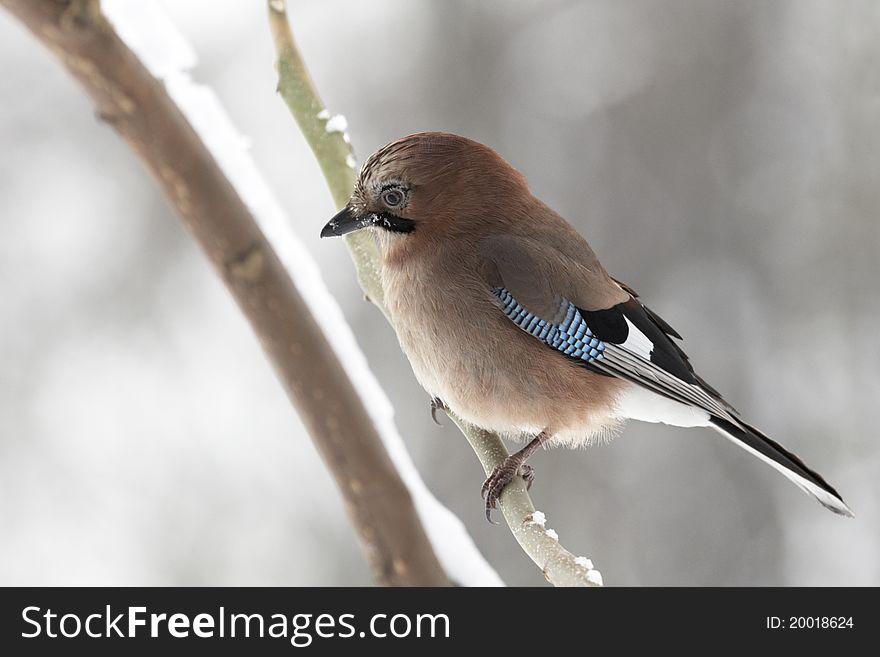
[584,294,734,409]
[579,299,696,383]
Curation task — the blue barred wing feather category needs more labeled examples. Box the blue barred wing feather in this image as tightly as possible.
[494,288,605,363]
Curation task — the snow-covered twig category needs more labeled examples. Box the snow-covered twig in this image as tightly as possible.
[459,420,603,586]
[0,0,483,586]
[268,0,602,587]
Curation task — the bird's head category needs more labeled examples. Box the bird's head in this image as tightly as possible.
[320,132,528,246]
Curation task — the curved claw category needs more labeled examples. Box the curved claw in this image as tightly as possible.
[480,472,498,523]
[429,397,448,426]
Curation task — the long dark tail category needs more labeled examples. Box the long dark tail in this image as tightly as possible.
[710,417,853,517]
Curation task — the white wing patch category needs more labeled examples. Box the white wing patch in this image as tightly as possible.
[621,316,654,360]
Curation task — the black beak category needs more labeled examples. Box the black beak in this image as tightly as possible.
[321,206,372,238]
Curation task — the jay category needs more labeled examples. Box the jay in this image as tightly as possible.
[321,132,852,520]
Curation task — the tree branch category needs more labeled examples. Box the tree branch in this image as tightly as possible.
[268,0,603,587]
[268,0,384,310]
[1,0,448,586]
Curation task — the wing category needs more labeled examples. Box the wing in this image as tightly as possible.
[481,235,737,422]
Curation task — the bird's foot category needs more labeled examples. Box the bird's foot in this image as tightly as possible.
[429,397,449,425]
[481,456,535,523]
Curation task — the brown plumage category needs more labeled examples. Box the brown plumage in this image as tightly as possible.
[322,132,852,520]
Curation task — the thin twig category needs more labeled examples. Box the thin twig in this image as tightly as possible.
[1,0,449,586]
[268,0,603,587]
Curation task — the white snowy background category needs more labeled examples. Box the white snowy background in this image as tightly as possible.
[1,0,877,586]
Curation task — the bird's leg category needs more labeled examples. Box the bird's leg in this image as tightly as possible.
[429,396,449,425]
[481,430,551,523]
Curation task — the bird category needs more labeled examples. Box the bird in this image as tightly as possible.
[320,132,853,521]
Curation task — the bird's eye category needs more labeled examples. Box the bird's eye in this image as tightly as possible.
[382,189,404,207]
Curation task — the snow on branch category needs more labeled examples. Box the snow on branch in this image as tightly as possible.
[100,0,501,587]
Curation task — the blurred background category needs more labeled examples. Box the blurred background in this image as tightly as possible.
[1,0,877,586]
